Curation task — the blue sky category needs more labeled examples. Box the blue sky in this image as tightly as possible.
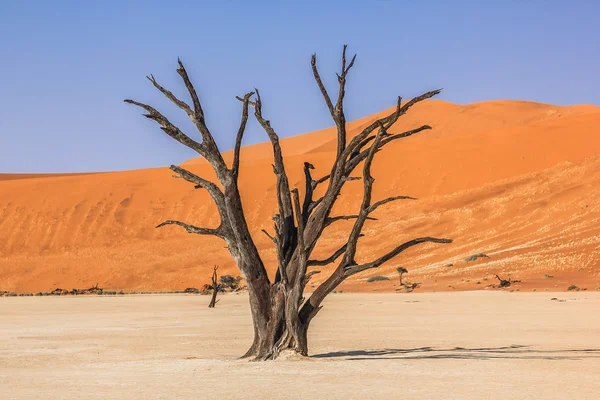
[1,0,598,173]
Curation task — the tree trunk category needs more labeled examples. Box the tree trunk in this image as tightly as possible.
[208,288,218,308]
[238,264,273,359]
[208,265,220,308]
[242,283,311,360]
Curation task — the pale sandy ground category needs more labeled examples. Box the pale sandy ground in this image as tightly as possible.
[1,292,599,399]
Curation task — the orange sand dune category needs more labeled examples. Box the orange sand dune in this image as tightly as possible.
[1,100,600,293]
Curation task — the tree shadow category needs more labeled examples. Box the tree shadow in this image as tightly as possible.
[311,345,600,361]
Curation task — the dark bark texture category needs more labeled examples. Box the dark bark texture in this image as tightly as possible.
[125,46,452,360]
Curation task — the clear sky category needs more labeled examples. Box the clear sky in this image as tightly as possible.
[1,0,598,173]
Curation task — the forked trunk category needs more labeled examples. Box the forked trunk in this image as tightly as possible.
[242,283,310,360]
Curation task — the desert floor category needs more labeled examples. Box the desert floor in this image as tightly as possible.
[1,292,599,399]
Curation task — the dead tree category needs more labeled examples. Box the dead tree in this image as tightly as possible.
[495,274,520,288]
[396,267,408,285]
[208,265,221,308]
[125,45,452,360]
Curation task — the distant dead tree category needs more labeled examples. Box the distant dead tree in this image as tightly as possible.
[125,45,452,360]
[396,266,408,285]
[208,265,222,308]
[495,274,520,288]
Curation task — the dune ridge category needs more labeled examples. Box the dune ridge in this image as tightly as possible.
[1,99,599,293]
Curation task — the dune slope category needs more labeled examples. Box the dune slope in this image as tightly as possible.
[1,100,599,293]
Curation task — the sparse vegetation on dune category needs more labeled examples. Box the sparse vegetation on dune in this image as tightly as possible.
[366,276,390,283]
[465,253,490,262]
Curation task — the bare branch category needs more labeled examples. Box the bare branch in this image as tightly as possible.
[310,53,335,116]
[291,189,306,260]
[231,91,255,177]
[368,196,417,213]
[312,174,330,189]
[291,188,307,286]
[261,229,276,243]
[168,165,233,240]
[253,89,296,266]
[156,220,225,238]
[343,89,441,160]
[313,174,359,189]
[344,237,453,276]
[307,244,347,267]
[333,45,356,154]
[175,59,228,173]
[380,124,432,146]
[176,59,205,123]
[303,270,321,287]
[253,89,294,219]
[341,129,384,265]
[124,99,204,154]
[236,95,257,107]
[146,74,194,119]
[169,165,222,197]
[301,162,315,224]
[344,124,434,178]
[311,45,357,164]
[325,214,377,228]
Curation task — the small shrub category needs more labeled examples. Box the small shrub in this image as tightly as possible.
[367,276,390,283]
[543,274,554,279]
[567,284,580,291]
[220,275,243,291]
[465,253,489,262]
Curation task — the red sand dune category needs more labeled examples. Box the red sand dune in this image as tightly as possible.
[1,99,600,293]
